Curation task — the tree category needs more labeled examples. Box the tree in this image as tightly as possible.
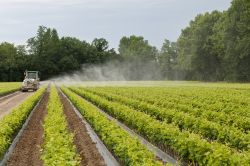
[58,55,80,72]
[177,11,224,81]
[91,38,118,63]
[92,38,109,52]
[158,40,177,79]
[0,42,18,81]
[59,37,89,65]
[26,26,61,79]
[118,35,159,80]
[24,26,117,80]
[223,0,250,81]
[119,35,157,62]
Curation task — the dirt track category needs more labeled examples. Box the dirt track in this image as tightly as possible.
[0,91,33,119]
[6,90,49,166]
[59,91,106,166]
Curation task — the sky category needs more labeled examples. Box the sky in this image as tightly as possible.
[0,0,231,50]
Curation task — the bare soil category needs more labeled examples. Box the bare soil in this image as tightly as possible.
[59,91,106,166]
[0,91,34,119]
[6,90,49,166]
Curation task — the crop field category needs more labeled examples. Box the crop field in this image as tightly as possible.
[0,83,21,97]
[0,81,250,166]
[1,0,249,165]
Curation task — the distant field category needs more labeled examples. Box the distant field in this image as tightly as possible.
[0,82,21,96]
[59,80,250,89]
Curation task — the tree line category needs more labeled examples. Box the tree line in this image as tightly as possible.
[0,0,249,82]
[0,26,117,81]
[176,0,250,81]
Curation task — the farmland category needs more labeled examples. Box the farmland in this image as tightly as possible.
[0,83,21,97]
[0,81,250,165]
[1,0,249,165]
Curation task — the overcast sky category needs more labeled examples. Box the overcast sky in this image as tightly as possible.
[0,0,231,50]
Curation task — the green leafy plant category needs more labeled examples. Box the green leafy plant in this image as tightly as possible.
[41,85,80,166]
[0,86,46,159]
[61,86,163,166]
[88,87,250,132]
[69,87,250,165]
[83,88,250,151]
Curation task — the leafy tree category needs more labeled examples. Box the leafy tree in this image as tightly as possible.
[158,40,178,79]
[92,38,109,52]
[0,42,18,81]
[176,0,250,82]
[223,0,250,81]
[23,26,117,80]
[177,11,224,81]
[119,35,157,62]
[118,35,159,80]
[27,26,60,79]
[58,55,80,72]
[91,38,118,63]
[59,37,89,66]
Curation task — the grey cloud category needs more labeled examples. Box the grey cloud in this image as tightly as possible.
[0,0,231,49]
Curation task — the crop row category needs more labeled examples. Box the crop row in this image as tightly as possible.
[91,87,250,132]
[83,88,250,151]
[103,86,250,106]
[94,87,250,118]
[0,82,21,97]
[69,87,250,165]
[61,86,163,166]
[41,86,80,165]
[0,86,46,159]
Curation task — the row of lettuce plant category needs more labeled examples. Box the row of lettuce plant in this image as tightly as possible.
[95,86,250,118]
[41,85,80,165]
[83,88,250,151]
[91,87,250,132]
[99,86,250,113]
[61,86,164,166]
[69,87,250,166]
[0,86,46,159]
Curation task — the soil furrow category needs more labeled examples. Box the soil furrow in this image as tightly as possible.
[6,91,49,166]
[59,91,106,166]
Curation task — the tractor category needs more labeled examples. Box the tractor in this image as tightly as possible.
[22,71,40,92]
